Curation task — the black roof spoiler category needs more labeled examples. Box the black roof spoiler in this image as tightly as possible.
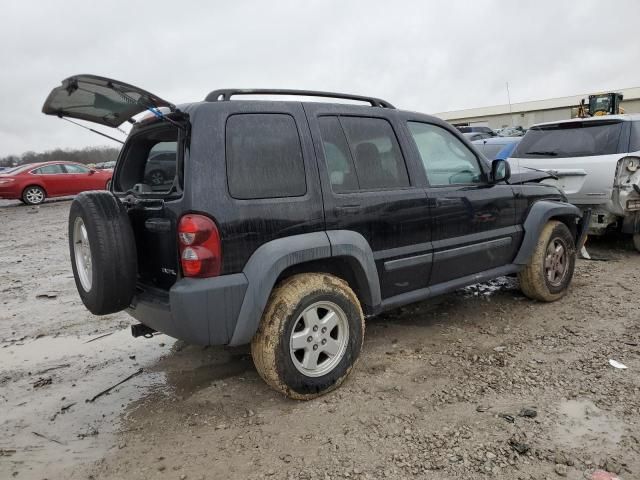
[204,89,395,109]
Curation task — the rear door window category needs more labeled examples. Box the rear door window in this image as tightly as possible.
[64,164,91,173]
[226,114,306,199]
[513,120,624,158]
[335,116,410,190]
[317,117,359,193]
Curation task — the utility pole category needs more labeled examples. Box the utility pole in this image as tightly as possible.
[506,82,514,126]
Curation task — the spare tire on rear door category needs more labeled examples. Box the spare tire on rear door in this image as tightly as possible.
[68,191,138,315]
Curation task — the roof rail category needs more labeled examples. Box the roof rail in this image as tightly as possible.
[204,89,395,108]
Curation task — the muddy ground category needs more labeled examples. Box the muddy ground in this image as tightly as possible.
[1,199,639,480]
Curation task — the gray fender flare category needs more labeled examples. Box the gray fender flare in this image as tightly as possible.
[326,230,381,311]
[513,200,583,265]
[227,230,380,346]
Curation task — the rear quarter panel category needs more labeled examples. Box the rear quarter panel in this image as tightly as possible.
[184,102,325,275]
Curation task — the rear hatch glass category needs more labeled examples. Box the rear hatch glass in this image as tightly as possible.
[42,74,174,127]
[512,119,624,159]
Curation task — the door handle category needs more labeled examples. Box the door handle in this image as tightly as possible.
[335,204,361,214]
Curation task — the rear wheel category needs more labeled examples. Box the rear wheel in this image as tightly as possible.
[518,220,576,302]
[68,191,137,315]
[633,233,640,252]
[251,273,364,400]
[22,185,46,205]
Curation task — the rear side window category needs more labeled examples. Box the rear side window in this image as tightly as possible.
[64,164,90,173]
[320,116,409,191]
[226,114,306,199]
[33,165,64,174]
[513,120,624,158]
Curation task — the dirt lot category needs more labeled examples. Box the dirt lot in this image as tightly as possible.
[1,199,639,480]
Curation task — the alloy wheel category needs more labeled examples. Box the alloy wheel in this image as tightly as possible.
[289,301,349,378]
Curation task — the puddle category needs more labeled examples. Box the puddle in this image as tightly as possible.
[0,328,256,478]
[554,399,625,447]
[0,330,175,478]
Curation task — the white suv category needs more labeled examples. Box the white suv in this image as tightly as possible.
[509,114,640,251]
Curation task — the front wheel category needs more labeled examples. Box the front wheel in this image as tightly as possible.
[251,273,364,400]
[518,220,576,302]
[633,233,640,252]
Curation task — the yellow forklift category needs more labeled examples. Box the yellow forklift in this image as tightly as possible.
[576,92,624,118]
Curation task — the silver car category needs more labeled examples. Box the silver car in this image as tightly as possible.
[509,114,640,250]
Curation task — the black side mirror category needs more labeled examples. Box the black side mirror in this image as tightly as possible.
[491,159,511,183]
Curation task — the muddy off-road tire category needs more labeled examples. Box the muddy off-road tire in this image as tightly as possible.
[633,233,640,253]
[251,273,365,400]
[68,191,137,315]
[518,220,576,302]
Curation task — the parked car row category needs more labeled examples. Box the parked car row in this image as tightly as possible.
[0,161,113,205]
[463,114,640,251]
[94,160,116,170]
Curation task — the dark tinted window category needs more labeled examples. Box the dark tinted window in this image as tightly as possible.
[318,117,359,193]
[513,120,624,158]
[630,121,640,152]
[226,114,306,199]
[408,122,484,186]
[339,117,410,190]
[33,164,64,174]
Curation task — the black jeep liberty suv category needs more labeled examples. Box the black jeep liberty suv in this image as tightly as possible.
[43,75,589,400]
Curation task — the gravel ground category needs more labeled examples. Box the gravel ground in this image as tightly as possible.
[0,199,639,480]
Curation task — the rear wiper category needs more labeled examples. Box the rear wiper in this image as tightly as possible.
[524,150,558,156]
[518,166,559,180]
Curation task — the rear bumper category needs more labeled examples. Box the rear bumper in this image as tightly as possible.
[0,188,20,199]
[126,274,248,345]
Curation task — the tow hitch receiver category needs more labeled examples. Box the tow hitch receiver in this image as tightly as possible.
[131,324,157,338]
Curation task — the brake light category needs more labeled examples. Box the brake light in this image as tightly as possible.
[177,214,221,277]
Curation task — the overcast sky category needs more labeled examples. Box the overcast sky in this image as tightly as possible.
[1,0,639,157]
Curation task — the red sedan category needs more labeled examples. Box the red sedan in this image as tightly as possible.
[0,161,113,205]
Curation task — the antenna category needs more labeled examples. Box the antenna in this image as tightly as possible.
[506,82,514,127]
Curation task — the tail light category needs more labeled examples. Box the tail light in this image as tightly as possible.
[178,214,222,278]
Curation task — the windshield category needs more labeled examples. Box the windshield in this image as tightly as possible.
[512,120,624,158]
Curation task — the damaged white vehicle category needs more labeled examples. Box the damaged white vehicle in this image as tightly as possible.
[510,115,640,251]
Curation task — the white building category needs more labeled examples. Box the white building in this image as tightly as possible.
[435,87,640,129]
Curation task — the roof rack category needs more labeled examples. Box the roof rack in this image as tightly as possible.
[204,89,395,109]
